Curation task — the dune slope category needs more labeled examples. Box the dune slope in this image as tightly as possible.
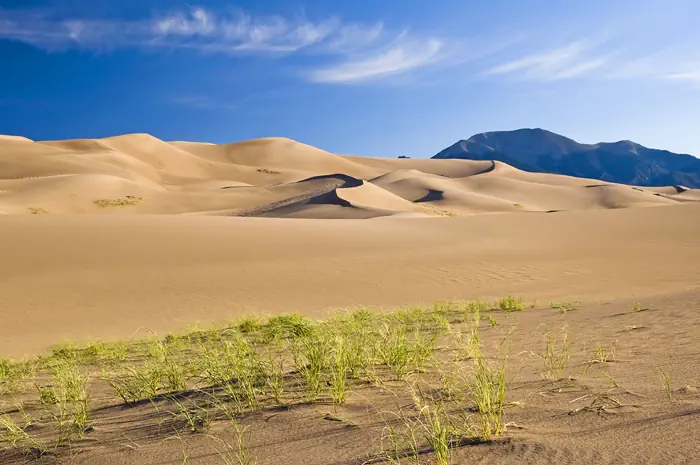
[2,134,698,217]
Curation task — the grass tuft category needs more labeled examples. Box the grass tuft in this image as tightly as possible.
[542,326,571,380]
[660,369,673,402]
[628,302,645,313]
[495,296,525,312]
[549,300,580,313]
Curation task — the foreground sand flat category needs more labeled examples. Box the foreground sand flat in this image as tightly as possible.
[1,293,699,465]
[0,204,698,356]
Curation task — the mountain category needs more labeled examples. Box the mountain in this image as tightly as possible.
[432,128,700,187]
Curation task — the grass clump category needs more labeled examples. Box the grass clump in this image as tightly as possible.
[0,414,47,454]
[291,328,332,402]
[472,355,508,441]
[106,340,191,404]
[542,326,571,380]
[549,300,579,313]
[329,335,350,406]
[237,317,262,334]
[377,325,436,380]
[107,362,165,404]
[94,195,142,208]
[38,361,91,445]
[198,336,265,412]
[593,339,616,363]
[456,323,481,361]
[628,302,645,313]
[495,296,525,312]
[0,358,15,382]
[417,401,450,465]
[169,397,210,433]
[660,369,673,402]
[263,314,314,342]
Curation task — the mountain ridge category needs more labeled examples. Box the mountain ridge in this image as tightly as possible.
[432,128,700,187]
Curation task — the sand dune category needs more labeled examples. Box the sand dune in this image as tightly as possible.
[3,133,697,217]
[2,133,700,465]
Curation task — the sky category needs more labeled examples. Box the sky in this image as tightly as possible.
[1,0,699,158]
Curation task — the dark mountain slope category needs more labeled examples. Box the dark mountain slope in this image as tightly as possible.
[432,128,700,187]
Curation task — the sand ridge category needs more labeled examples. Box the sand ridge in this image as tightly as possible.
[2,133,697,217]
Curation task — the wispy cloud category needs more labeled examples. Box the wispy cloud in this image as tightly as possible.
[0,7,346,53]
[485,40,611,81]
[0,7,450,84]
[310,34,444,83]
[152,9,341,52]
[664,72,700,82]
[483,34,700,88]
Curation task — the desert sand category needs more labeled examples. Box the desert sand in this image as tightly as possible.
[1,134,699,464]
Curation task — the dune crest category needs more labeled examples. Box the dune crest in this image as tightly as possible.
[0,133,698,217]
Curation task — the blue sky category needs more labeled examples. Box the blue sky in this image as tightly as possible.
[1,0,699,157]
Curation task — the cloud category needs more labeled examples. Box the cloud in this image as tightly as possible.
[0,8,339,52]
[664,72,700,82]
[485,41,611,81]
[323,22,384,53]
[309,35,444,83]
[152,10,340,52]
[0,7,451,83]
[154,8,215,36]
[482,34,700,88]
[0,7,392,54]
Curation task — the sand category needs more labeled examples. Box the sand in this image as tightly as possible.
[1,133,699,464]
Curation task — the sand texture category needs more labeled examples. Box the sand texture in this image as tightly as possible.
[1,134,699,464]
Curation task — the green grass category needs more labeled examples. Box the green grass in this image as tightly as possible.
[628,302,645,313]
[660,369,673,402]
[0,358,14,380]
[593,339,616,363]
[542,326,571,380]
[0,295,575,462]
[495,296,525,312]
[168,397,210,433]
[38,360,91,446]
[292,329,332,402]
[472,355,508,441]
[329,335,350,406]
[210,404,256,465]
[237,317,262,334]
[549,300,580,313]
[417,401,450,465]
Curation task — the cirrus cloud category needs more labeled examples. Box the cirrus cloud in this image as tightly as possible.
[0,6,454,84]
[310,35,444,83]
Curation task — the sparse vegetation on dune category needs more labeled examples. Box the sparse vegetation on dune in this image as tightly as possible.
[628,302,645,313]
[0,299,513,462]
[549,300,580,313]
[413,205,458,217]
[0,296,691,464]
[93,195,143,208]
